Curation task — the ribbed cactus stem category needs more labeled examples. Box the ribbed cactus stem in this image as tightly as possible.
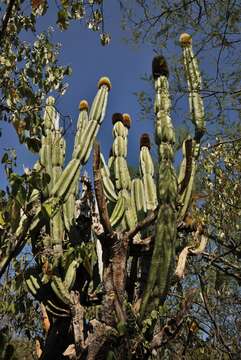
[40,96,57,194]
[180,33,205,141]
[100,153,118,202]
[111,114,140,235]
[130,178,146,214]
[63,102,89,231]
[51,125,65,253]
[178,34,206,219]
[140,56,177,319]
[51,78,111,201]
[139,133,157,211]
[112,113,130,190]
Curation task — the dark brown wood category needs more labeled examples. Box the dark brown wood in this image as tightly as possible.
[127,210,157,239]
[0,0,16,40]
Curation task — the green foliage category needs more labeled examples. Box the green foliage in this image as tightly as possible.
[0,0,109,150]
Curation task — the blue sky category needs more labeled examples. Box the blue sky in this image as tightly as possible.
[0,1,187,187]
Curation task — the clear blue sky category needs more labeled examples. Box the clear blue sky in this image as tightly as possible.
[0,1,186,187]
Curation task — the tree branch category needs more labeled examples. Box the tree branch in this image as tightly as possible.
[93,141,113,238]
[127,210,157,239]
[0,0,16,40]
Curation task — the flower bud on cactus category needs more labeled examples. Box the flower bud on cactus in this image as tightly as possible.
[140,133,151,149]
[112,113,123,126]
[179,33,192,46]
[152,56,169,79]
[98,76,111,90]
[79,100,89,111]
[46,96,55,106]
[122,113,132,129]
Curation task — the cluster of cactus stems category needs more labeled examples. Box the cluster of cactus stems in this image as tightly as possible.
[0,33,206,358]
[25,77,111,320]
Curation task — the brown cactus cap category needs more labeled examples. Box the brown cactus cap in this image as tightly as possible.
[79,99,89,111]
[112,113,123,126]
[152,56,169,79]
[122,113,132,129]
[98,76,111,90]
[179,33,192,46]
[140,133,151,149]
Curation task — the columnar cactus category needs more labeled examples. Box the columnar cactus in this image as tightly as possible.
[25,77,111,318]
[178,33,205,220]
[0,34,207,358]
[140,55,178,318]
[139,133,157,211]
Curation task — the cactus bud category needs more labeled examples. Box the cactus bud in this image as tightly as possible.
[112,113,123,126]
[46,96,55,106]
[179,33,192,46]
[122,113,131,129]
[79,100,89,111]
[152,56,169,79]
[140,133,151,149]
[98,76,111,90]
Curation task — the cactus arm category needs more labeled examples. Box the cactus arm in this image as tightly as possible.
[131,178,146,214]
[63,101,89,231]
[51,78,111,202]
[140,56,178,319]
[178,34,206,220]
[180,34,205,139]
[111,114,141,241]
[39,97,57,195]
[51,121,65,253]
[139,134,157,211]
[100,153,118,202]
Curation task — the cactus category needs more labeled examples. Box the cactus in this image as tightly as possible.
[178,33,205,220]
[140,55,178,319]
[139,133,157,211]
[1,34,207,358]
[23,77,111,321]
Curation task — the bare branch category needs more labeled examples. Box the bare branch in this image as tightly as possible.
[93,142,113,238]
[127,210,157,239]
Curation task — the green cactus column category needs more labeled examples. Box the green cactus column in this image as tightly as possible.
[110,113,141,239]
[39,96,56,196]
[51,77,111,202]
[178,34,205,220]
[63,100,89,231]
[139,133,157,211]
[51,112,66,254]
[140,56,178,319]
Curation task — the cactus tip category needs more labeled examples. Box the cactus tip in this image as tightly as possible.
[79,99,89,111]
[179,33,192,46]
[46,96,55,106]
[152,56,169,79]
[122,113,132,129]
[140,133,151,149]
[98,76,111,90]
[112,113,123,126]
